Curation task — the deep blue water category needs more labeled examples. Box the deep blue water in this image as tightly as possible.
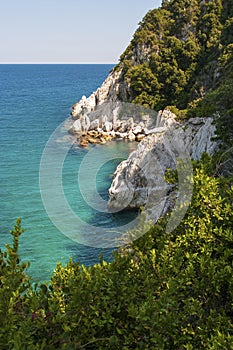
[0,64,136,281]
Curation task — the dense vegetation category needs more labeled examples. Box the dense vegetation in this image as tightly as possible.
[1,0,233,348]
[117,0,233,143]
[0,159,233,349]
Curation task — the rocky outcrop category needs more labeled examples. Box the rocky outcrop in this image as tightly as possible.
[70,66,175,146]
[108,116,218,222]
[69,62,182,148]
[69,93,178,146]
[69,65,218,225]
[71,69,123,119]
[69,60,218,226]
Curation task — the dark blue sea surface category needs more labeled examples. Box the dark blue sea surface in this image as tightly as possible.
[0,64,136,281]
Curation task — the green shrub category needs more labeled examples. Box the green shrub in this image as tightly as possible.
[1,162,232,349]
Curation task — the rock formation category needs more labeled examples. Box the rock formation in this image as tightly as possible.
[69,66,218,223]
[71,69,123,120]
[108,115,218,222]
[69,92,167,146]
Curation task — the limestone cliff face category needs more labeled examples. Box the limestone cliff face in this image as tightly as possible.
[71,69,126,120]
[108,114,218,221]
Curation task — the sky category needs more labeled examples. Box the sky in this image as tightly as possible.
[0,0,162,64]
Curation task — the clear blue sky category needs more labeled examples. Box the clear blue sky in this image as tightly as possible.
[0,0,161,63]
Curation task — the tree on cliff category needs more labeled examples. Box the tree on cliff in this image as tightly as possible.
[117,0,233,145]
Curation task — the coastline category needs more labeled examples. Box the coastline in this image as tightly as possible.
[69,70,218,222]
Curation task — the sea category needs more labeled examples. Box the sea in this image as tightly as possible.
[0,64,137,282]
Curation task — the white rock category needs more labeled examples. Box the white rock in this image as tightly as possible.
[118,121,128,133]
[108,117,218,221]
[71,94,96,118]
[70,68,122,120]
[72,119,82,133]
[80,115,90,134]
[127,117,135,130]
[144,127,166,135]
[99,115,108,128]
[112,106,120,124]
[109,130,116,138]
[128,131,136,142]
[155,110,177,128]
[103,121,113,132]
[188,118,217,159]
[113,120,122,131]
[132,125,142,135]
[118,118,134,133]
[115,132,128,139]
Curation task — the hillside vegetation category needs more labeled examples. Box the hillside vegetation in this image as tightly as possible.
[0,0,233,348]
[117,0,233,143]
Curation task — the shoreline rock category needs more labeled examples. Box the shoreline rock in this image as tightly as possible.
[69,66,179,148]
[71,69,122,119]
[70,97,178,147]
[108,117,218,221]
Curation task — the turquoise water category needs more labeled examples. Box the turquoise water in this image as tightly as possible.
[0,65,136,281]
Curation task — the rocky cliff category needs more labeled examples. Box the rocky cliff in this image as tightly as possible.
[69,65,218,221]
[71,69,122,119]
[108,114,217,222]
[69,70,163,146]
[68,0,232,222]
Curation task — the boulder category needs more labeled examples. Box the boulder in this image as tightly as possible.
[72,119,82,134]
[80,115,90,134]
[118,121,128,133]
[71,94,96,118]
[136,134,146,142]
[115,132,128,139]
[109,130,116,138]
[113,120,122,131]
[101,132,113,141]
[103,121,113,132]
[80,138,89,147]
[118,118,134,133]
[87,130,99,138]
[128,131,136,142]
[132,125,143,135]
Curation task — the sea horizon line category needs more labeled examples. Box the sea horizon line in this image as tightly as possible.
[0,62,116,65]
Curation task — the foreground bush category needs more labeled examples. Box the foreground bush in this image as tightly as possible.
[0,163,233,349]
